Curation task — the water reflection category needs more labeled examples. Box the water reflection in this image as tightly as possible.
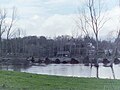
[0,64,120,79]
[21,64,120,79]
[0,64,30,72]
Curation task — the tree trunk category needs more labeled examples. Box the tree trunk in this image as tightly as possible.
[95,33,99,78]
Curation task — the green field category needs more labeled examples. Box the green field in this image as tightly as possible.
[0,70,120,90]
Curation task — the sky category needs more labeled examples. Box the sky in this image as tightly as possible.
[0,0,120,40]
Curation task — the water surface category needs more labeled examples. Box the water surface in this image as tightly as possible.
[0,64,120,79]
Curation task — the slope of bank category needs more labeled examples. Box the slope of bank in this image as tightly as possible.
[0,70,120,90]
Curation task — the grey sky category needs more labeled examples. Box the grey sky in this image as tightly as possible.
[0,0,120,39]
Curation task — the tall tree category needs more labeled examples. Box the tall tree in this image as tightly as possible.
[0,7,16,56]
[0,9,7,56]
[6,7,16,54]
[78,0,109,78]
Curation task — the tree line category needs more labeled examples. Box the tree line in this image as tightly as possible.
[0,35,115,58]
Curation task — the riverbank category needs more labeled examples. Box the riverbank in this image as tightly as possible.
[0,70,120,90]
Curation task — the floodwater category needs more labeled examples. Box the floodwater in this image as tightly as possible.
[0,64,120,79]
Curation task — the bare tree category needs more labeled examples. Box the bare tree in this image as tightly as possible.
[109,0,120,79]
[77,10,89,37]
[0,9,7,56]
[110,0,120,79]
[6,7,16,54]
[77,0,109,78]
[0,7,17,57]
[6,7,16,41]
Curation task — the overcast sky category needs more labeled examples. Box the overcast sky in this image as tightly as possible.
[0,0,120,39]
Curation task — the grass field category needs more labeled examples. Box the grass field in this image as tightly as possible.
[0,70,120,90]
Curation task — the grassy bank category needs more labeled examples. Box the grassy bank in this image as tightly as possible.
[0,71,120,90]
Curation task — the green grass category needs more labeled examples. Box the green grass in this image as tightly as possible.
[0,71,119,90]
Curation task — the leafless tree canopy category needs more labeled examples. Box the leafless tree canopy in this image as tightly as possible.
[0,7,17,56]
[76,0,110,78]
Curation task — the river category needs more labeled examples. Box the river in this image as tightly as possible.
[0,64,120,79]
